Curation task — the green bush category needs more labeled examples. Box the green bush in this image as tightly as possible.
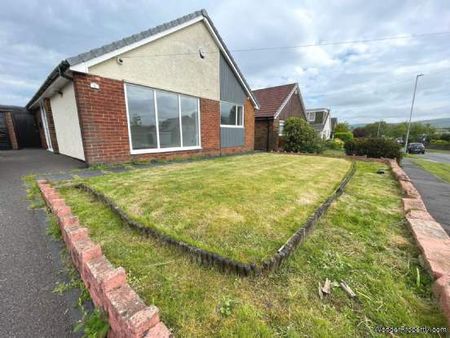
[325,138,344,150]
[283,117,323,153]
[344,138,402,159]
[431,139,450,145]
[440,133,450,142]
[334,132,353,143]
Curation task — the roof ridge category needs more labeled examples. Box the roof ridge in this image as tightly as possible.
[66,9,205,65]
[253,82,297,92]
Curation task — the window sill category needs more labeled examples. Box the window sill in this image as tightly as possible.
[220,125,244,129]
[130,146,202,155]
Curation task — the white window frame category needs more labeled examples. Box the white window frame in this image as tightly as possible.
[278,120,285,136]
[306,111,316,122]
[124,82,202,155]
[220,101,244,128]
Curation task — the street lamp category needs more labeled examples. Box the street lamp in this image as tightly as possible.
[404,73,424,153]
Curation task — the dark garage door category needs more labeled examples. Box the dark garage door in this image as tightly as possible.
[14,112,41,148]
[0,113,11,150]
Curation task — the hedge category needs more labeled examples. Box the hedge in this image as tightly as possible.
[334,132,353,143]
[344,138,402,159]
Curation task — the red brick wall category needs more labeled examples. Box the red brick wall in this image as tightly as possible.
[200,98,220,152]
[32,108,48,150]
[43,98,59,153]
[4,112,19,150]
[73,73,130,164]
[244,98,255,150]
[254,118,278,151]
[73,72,254,165]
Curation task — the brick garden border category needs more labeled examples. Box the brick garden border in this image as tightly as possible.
[387,159,450,326]
[73,161,356,277]
[37,180,171,338]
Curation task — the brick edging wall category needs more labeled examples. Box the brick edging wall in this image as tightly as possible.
[73,161,356,276]
[387,159,450,325]
[37,180,171,338]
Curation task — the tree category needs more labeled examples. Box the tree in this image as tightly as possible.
[334,122,351,133]
[353,127,368,138]
[283,117,323,153]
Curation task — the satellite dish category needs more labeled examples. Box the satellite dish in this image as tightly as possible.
[199,48,206,59]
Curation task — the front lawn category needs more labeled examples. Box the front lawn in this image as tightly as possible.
[58,156,446,336]
[71,153,351,264]
[410,157,450,183]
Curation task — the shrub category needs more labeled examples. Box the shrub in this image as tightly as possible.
[334,132,353,143]
[283,117,323,153]
[431,139,450,145]
[440,133,450,142]
[344,138,402,159]
[325,138,344,150]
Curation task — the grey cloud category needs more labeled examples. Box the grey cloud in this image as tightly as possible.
[0,0,449,123]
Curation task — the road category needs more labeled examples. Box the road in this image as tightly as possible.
[0,149,85,337]
[402,155,450,235]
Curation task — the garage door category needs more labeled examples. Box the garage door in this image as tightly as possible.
[0,113,12,150]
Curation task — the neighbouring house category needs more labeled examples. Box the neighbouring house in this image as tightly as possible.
[26,9,259,165]
[330,117,338,138]
[253,83,306,151]
[0,105,40,150]
[305,108,332,140]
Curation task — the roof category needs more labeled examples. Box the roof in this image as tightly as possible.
[27,9,259,109]
[306,108,330,131]
[253,83,298,118]
[0,105,28,114]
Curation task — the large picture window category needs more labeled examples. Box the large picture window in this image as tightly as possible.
[220,101,244,127]
[125,83,200,153]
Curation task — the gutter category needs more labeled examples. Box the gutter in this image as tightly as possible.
[26,60,70,110]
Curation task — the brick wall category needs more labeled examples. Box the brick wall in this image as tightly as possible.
[32,108,48,150]
[244,98,255,150]
[43,98,59,153]
[254,119,278,151]
[4,112,19,150]
[73,72,254,165]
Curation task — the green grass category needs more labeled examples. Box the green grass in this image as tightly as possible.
[59,158,446,337]
[410,157,450,183]
[75,153,351,264]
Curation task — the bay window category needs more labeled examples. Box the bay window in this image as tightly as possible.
[220,101,244,127]
[125,83,200,153]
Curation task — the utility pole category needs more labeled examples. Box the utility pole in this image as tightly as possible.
[404,74,424,153]
[377,121,382,137]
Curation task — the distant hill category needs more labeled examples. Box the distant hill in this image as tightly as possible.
[415,118,450,128]
[351,117,450,129]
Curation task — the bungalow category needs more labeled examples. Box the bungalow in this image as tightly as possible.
[26,9,259,165]
[305,108,332,140]
[253,83,306,151]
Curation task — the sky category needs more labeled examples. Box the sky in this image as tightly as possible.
[1,0,449,124]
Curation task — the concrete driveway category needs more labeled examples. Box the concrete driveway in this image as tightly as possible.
[402,157,450,235]
[0,149,86,337]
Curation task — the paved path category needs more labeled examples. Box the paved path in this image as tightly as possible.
[0,149,86,337]
[402,158,450,235]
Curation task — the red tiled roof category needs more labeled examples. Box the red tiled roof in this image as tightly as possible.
[253,83,297,118]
